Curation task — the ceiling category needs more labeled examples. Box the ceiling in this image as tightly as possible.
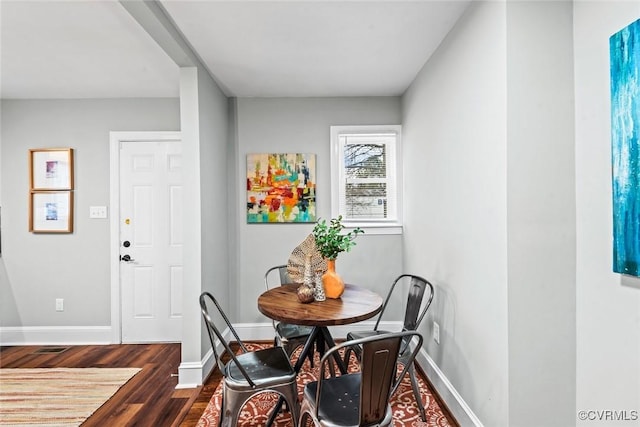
[0,0,471,99]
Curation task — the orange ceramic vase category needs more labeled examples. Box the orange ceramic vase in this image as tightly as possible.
[322,259,345,299]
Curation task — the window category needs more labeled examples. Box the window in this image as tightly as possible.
[330,125,402,234]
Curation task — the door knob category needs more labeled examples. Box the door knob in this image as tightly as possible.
[120,254,135,262]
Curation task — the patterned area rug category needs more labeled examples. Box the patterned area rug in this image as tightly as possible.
[196,343,452,426]
[0,367,141,426]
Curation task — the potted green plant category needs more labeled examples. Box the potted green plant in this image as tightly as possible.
[312,216,363,259]
[312,216,363,298]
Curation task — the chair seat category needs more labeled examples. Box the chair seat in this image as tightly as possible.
[305,372,390,427]
[277,322,314,340]
[225,347,296,389]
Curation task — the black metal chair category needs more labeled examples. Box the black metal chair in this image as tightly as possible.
[199,291,299,427]
[343,274,434,421]
[299,331,423,427]
[265,265,314,362]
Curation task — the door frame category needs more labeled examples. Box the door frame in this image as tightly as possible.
[109,131,182,344]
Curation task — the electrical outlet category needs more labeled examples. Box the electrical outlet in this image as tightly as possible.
[433,321,440,344]
[56,298,64,312]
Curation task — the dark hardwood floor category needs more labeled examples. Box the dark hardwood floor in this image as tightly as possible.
[1,342,457,427]
[0,343,197,427]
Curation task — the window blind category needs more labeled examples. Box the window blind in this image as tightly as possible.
[338,133,397,221]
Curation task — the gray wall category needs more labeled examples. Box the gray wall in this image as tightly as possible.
[197,67,230,359]
[574,2,640,422]
[177,65,231,368]
[0,98,180,328]
[506,2,576,426]
[402,2,508,425]
[403,1,640,426]
[234,97,404,323]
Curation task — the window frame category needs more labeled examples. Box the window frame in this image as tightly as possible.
[330,125,403,235]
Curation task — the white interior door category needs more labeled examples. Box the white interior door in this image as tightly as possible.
[119,139,183,343]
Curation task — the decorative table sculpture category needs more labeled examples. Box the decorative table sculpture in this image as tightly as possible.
[297,284,315,303]
[286,234,327,283]
[297,254,316,303]
[313,269,326,301]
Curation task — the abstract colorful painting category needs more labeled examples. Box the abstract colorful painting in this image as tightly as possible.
[611,19,640,276]
[246,153,316,223]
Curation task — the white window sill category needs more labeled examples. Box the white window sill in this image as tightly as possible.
[342,222,403,235]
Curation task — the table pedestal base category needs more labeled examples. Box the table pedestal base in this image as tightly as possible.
[267,326,347,427]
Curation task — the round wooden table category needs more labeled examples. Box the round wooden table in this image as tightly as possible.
[258,282,383,327]
[258,283,383,427]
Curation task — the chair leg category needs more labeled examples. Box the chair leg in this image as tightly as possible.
[217,394,224,427]
[307,345,314,367]
[283,388,300,427]
[343,347,353,367]
[298,341,314,368]
[408,364,426,422]
[301,411,318,427]
[298,399,317,427]
[285,340,314,368]
[221,389,243,427]
[298,410,311,427]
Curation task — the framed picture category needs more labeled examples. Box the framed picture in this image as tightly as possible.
[29,148,74,190]
[246,153,316,223]
[29,191,74,233]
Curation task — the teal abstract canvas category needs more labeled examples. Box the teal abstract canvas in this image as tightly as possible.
[611,19,640,276]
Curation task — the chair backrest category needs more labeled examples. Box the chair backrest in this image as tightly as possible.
[317,331,423,425]
[199,292,257,386]
[264,264,291,290]
[263,265,291,330]
[374,274,434,333]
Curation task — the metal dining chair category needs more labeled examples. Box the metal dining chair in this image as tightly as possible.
[299,331,423,427]
[265,265,314,363]
[343,274,434,421]
[200,291,299,427]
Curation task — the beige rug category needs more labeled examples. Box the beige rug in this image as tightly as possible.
[0,367,140,426]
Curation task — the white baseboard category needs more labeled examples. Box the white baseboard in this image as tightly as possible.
[0,326,113,345]
[177,327,230,389]
[176,351,214,389]
[233,322,276,341]
[417,349,484,427]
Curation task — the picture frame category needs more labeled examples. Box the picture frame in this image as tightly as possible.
[29,191,74,233]
[246,153,317,223]
[29,148,74,190]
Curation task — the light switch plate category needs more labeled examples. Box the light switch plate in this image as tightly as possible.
[89,206,108,219]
